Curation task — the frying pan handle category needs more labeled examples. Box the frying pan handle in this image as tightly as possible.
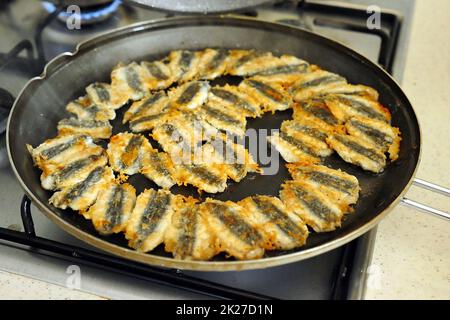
[400,178,450,220]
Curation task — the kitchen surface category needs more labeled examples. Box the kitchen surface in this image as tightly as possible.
[0,0,449,300]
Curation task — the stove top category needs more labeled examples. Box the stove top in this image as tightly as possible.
[0,0,414,299]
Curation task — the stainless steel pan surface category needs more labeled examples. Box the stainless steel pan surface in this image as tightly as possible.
[7,16,421,271]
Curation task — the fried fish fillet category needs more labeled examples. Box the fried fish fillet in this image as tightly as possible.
[199,100,247,137]
[267,131,322,163]
[279,180,345,232]
[167,50,202,83]
[226,50,275,76]
[110,62,148,106]
[141,149,177,189]
[281,118,333,157]
[87,182,136,235]
[208,85,262,118]
[345,116,401,161]
[238,195,309,250]
[197,48,231,80]
[318,83,379,100]
[173,162,228,194]
[66,95,116,122]
[129,107,171,133]
[199,199,265,260]
[249,55,311,85]
[286,162,360,206]
[107,132,152,175]
[85,82,121,110]
[57,118,112,139]
[168,81,210,111]
[239,78,292,113]
[164,197,216,260]
[326,134,387,173]
[198,136,260,183]
[40,153,108,191]
[49,166,115,212]
[151,111,218,158]
[140,60,174,90]
[292,98,342,131]
[125,189,176,252]
[325,94,391,123]
[27,134,103,170]
[290,69,347,102]
[123,91,168,124]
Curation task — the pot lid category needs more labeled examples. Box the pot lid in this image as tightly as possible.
[127,0,274,14]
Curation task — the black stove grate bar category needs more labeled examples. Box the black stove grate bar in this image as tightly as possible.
[0,40,34,70]
[299,1,402,73]
[0,196,274,300]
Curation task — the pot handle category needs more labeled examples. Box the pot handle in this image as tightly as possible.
[400,178,450,220]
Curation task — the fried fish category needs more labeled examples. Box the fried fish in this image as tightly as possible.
[279,180,344,232]
[107,132,152,175]
[286,162,360,206]
[239,78,292,113]
[199,199,265,260]
[125,189,176,252]
[238,195,309,250]
[49,166,115,212]
[57,118,112,139]
[326,134,387,173]
[88,182,136,235]
[345,116,401,161]
[164,197,216,260]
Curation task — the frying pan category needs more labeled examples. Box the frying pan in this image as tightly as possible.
[6,16,448,271]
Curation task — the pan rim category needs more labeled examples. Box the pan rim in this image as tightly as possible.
[6,15,421,271]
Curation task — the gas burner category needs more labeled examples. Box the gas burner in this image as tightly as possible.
[42,0,122,25]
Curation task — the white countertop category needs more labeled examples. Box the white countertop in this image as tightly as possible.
[364,0,450,299]
[0,0,449,300]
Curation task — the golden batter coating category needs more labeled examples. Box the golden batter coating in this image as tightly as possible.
[141,149,177,189]
[49,166,115,212]
[281,118,333,158]
[267,131,322,163]
[326,134,387,173]
[164,197,217,260]
[198,100,247,137]
[345,116,401,161]
[199,199,265,260]
[88,182,136,235]
[325,94,391,123]
[286,162,360,207]
[107,132,152,176]
[168,80,210,111]
[167,50,202,84]
[110,62,148,106]
[125,189,177,253]
[85,82,121,110]
[66,95,116,122]
[208,84,262,118]
[238,195,309,250]
[123,91,168,124]
[290,69,347,102]
[27,134,103,171]
[197,48,231,80]
[279,180,345,232]
[140,60,174,90]
[250,55,311,86]
[239,78,292,113]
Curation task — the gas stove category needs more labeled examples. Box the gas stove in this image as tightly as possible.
[0,0,414,299]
